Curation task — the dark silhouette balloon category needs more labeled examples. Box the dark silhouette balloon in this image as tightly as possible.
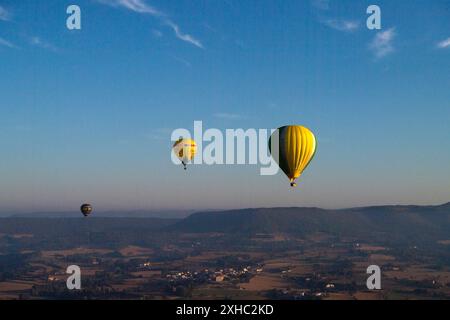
[80,204,93,217]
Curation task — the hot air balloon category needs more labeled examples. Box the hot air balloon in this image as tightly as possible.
[80,204,93,217]
[173,137,197,170]
[269,125,317,187]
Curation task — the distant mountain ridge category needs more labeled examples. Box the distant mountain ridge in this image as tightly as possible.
[1,203,449,243]
[167,203,450,241]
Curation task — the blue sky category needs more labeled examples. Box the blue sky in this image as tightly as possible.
[0,0,449,213]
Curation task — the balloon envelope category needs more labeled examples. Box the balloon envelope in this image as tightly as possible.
[80,204,93,217]
[269,125,317,187]
[173,138,197,169]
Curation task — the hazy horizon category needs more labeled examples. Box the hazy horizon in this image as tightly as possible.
[1,200,449,217]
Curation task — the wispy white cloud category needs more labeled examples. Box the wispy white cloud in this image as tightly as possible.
[97,0,162,16]
[164,19,203,49]
[97,0,203,48]
[369,28,396,58]
[145,128,173,141]
[437,37,450,49]
[322,19,359,32]
[311,0,330,10]
[0,37,17,49]
[0,5,11,21]
[30,37,60,52]
[213,113,243,120]
[313,2,359,33]
[171,55,191,67]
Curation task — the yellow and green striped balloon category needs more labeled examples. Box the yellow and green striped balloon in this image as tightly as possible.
[269,125,317,187]
[172,138,197,170]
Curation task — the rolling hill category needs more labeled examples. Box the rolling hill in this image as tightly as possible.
[167,203,450,241]
[0,203,449,244]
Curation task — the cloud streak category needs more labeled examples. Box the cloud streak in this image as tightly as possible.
[322,19,359,32]
[0,5,11,21]
[97,0,203,48]
[145,128,173,141]
[164,19,203,48]
[313,2,359,33]
[437,37,450,49]
[98,0,162,16]
[151,29,163,38]
[0,37,17,49]
[30,37,60,52]
[369,28,396,58]
[171,55,191,67]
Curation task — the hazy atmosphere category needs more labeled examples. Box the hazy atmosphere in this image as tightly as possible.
[1,0,449,213]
